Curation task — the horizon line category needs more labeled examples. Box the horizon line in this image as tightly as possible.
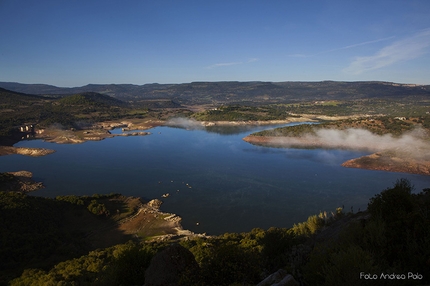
[0,79,428,88]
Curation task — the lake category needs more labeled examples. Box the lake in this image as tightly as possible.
[2,123,430,235]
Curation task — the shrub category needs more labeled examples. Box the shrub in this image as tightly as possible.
[56,195,84,206]
[87,200,108,216]
[303,244,380,286]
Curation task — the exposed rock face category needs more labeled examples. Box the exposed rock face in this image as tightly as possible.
[145,244,200,286]
[0,171,44,192]
[257,269,299,286]
[147,199,163,209]
[0,146,55,157]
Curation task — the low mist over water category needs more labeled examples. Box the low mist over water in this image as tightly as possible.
[2,124,429,234]
[165,117,205,130]
[269,127,430,157]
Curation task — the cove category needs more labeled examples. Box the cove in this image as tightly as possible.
[2,123,430,235]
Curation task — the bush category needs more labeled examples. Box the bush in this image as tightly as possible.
[368,178,414,221]
[198,242,262,285]
[303,245,380,286]
[56,195,84,206]
[87,200,109,216]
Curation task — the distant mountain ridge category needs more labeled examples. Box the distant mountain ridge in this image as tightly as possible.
[1,81,429,105]
[0,87,48,101]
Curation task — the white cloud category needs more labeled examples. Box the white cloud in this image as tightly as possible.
[289,36,395,58]
[207,61,242,69]
[344,28,430,74]
[247,58,259,63]
[206,58,258,69]
[289,53,309,58]
[324,36,395,54]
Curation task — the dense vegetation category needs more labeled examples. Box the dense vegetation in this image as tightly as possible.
[0,89,130,138]
[280,98,430,117]
[191,105,294,121]
[0,90,117,139]
[302,179,430,285]
[191,99,430,122]
[1,179,429,285]
[0,192,132,284]
[58,92,125,107]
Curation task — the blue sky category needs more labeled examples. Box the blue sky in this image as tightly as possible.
[1,0,430,86]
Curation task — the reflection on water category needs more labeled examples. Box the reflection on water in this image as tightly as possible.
[205,124,274,135]
[2,123,430,235]
[204,121,316,135]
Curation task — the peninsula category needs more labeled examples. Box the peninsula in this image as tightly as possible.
[243,116,430,175]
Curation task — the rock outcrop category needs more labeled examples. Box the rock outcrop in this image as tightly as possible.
[0,146,55,157]
[0,171,44,192]
[257,269,299,286]
[147,199,163,209]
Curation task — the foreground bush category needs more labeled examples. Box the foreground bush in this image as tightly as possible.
[302,179,430,286]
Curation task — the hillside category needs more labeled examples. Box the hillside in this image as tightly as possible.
[2,179,429,285]
[58,92,126,107]
[0,189,190,284]
[0,89,132,140]
[0,88,54,137]
[0,82,70,95]
[1,81,429,106]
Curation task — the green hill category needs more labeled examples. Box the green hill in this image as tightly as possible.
[0,89,131,140]
[0,87,48,103]
[58,92,126,107]
[0,88,53,138]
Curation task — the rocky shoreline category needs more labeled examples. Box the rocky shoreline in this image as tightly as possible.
[0,119,159,157]
[34,120,156,144]
[0,146,56,157]
[0,171,45,192]
[0,171,204,241]
[200,117,316,127]
[118,198,208,242]
[342,152,430,176]
[1,117,311,152]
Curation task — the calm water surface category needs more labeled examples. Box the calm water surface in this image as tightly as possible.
[2,124,430,235]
